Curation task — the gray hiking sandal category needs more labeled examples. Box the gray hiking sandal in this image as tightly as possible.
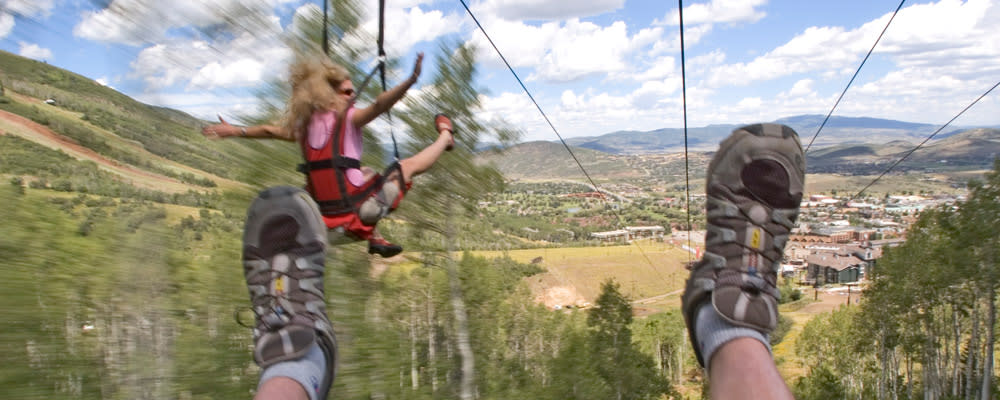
[681,123,805,367]
[242,186,337,398]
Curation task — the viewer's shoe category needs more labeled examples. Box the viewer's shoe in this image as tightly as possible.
[243,186,337,396]
[435,113,455,151]
[368,237,403,257]
[681,124,805,366]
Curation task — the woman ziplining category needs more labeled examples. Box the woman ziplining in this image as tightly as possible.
[202,52,455,400]
[203,52,456,257]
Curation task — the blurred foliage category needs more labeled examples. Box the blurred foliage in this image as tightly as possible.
[0,2,707,398]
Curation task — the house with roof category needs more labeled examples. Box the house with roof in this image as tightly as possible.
[806,253,865,284]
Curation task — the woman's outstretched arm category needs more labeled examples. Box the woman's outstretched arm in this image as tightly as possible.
[352,52,423,128]
[202,116,293,141]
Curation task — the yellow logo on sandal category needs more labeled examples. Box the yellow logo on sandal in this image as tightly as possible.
[275,276,286,295]
[750,228,762,249]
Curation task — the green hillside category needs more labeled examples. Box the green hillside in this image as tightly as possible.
[0,50,302,195]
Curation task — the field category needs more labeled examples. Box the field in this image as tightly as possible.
[473,241,691,308]
[467,243,848,384]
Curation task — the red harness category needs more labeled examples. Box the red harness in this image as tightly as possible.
[298,113,383,225]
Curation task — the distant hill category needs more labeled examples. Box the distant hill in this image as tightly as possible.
[0,50,307,195]
[562,115,984,155]
[487,127,1000,179]
[477,141,646,180]
[3,48,994,188]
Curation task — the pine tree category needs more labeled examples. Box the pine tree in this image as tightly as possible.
[586,280,671,400]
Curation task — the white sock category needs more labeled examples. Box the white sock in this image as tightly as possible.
[695,302,770,371]
[259,342,327,400]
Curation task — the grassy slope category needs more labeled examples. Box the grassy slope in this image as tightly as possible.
[0,50,302,194]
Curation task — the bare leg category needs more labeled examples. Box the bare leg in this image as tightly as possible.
[256,377,309,400]
[398,125,453,184]
[708,338,794,400]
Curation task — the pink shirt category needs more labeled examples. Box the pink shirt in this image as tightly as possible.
[307,107,365,187]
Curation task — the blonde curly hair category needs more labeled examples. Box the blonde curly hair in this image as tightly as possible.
[284,55,351,142]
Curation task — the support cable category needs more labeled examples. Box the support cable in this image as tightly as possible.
[678,0,694,263]
[851,80,1000,200]
[458,0,670,285]
[804,0,907,153]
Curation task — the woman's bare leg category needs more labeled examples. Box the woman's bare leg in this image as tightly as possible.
[398,124,453,184]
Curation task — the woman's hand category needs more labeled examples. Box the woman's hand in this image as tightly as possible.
[202,115,243,139]
[410,52,424,81]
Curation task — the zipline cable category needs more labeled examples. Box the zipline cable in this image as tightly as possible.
[678,0,694,263]
[458,0,672,286]
[375,0,400,161]
[851,79,1000,201]
[804,0,907,154]
[322,0,399,160]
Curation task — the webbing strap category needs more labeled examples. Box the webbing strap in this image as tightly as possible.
[297,157,360,173]
[322,0,329,55]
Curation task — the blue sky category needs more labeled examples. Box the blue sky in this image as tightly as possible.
[2,0,999,142]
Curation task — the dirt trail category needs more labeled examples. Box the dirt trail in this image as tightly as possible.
[0,109,194,193]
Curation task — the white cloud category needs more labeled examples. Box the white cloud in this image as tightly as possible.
[704,25,864,88]
[0,13,13,39]
[134,91,262,122]
[3,0,55,17]
[74,0,281,46]
[18,42,52,60]
[0,0,55,40]
[657,0,768,26]
[363,6,462,57]
[629,55,676,81]
[95,77,112,87]
[480,0,625,21]
[737,97,762,109]
[190,59,265,89]
[704,0,1000,89]
[629,77,682,108]
[786,79,814,97]
[128,30,290,91]
[468,17,662,83]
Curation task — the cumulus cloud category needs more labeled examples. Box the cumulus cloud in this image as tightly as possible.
[361,6,462,57]
[18,42,52,60]
[786,79,814,97]
[74,0,282,46]
[4,0,56,17]
[0,13,13,39]
[134,91,262,121]
[480,0,625,21]
[129,30,290,91]
[467,16,664,83]
[656,0,767,26]
[1,0,56,40]
[704,0,1000,89]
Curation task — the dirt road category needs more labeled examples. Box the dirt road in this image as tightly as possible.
[0,108,195,193]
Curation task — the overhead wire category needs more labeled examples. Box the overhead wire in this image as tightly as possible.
[677,0,694,263]
[803,0,907,154]
[850,79,1000,201]
[457,0,674,287]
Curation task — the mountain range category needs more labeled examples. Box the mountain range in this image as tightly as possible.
[563,114,993,155]
[2,48,996,186]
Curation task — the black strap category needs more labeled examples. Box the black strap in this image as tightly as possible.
[322,0,329,55]
[315,174,385,215]
[297,157,360,174]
